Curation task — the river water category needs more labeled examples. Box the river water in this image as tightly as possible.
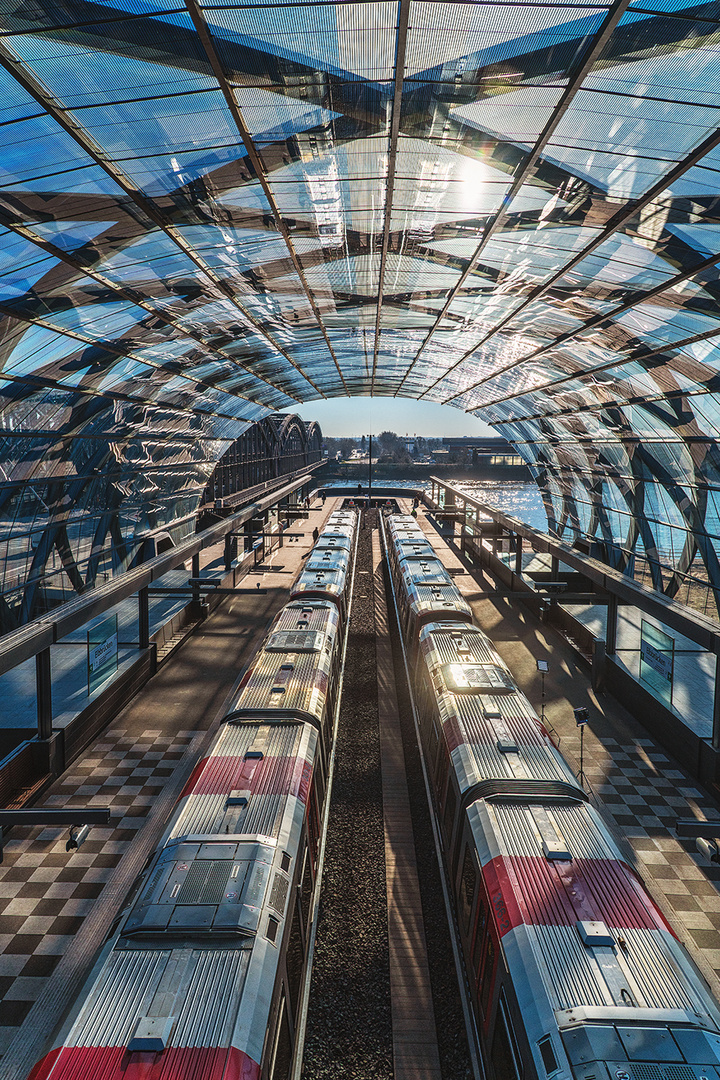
[322,477,548,533]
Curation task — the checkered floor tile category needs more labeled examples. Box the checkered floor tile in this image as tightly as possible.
[0,728,194,1055]
[562,733,720,978]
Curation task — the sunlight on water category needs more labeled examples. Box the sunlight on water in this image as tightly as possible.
[322,478,548,532]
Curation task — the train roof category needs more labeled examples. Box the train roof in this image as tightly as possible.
[269,599,340,636]
[303,549,350,573]
[403,582,472,621]
[391,533,435,548]
[290,566,349,604]
[171,718,317,841]
[465,799,720,1067]
[433,679,581,797]
[387,513,421,527]
[419,623,499,668]
[315,533,353,550]
[326,510,357,524]
[399,556,453,586]
[230,630,336,720]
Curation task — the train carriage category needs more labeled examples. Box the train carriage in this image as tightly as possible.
[289,565,352,619]
[397,575,473,645]
[456,796,720,1080]
[324,510,357,530]
[314,531,353,554]
[29,708,326,1080]
[302,548,350,575]
[231,608,339,762]
[415,640,584,866]
[386,536,437,593]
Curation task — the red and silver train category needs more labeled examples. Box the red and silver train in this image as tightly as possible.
[385,513,720,1080]
[28,510,358,1080]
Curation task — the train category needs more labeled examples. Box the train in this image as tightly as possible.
[383,511,720,1080]
[28,508,359,1080]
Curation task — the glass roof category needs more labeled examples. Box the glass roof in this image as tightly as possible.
[2,0,720,618]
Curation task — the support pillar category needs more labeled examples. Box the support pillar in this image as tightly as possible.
[551,554,560,577]
[592,638,606,694]
[515,535,523,576]
[138,586,149,650]
[36,647,52,741]
[224,533,233,573]
[192,553,200,603]
[606,593,617,656]
[713,653,720,751]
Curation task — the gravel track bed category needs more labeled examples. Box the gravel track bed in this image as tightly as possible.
[302,510,393,1079]
[381,551,474,1080]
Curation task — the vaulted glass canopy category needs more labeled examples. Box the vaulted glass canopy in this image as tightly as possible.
[2,0,720,620]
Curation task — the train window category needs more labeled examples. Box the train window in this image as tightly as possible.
[480,936,495,1017]
[459,847,477,935]
[300,848,314,934]
[538,1036,558,1075]
[286,901,304,1015]
[308,790,320,865]
[491,997,522,1080]
[443,780,457,839]
[281,852,292,874]
[271,993,293,1080]
[267,916,280,944]
[472,895,488,972]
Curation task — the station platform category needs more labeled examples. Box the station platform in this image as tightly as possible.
[0,496,338,1075]
[412,503,720,1003]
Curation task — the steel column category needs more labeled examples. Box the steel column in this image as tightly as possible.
[35,647,52,741]
[713,655,720,750]
[192,554,200,603]
[606,592,618,656]
[138,586,149,650]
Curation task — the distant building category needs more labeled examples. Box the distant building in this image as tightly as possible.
[442,436,524,468]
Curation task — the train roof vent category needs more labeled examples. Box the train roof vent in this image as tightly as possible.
[128,1016,174,1053]
[225,791,249,808]
[244,751,263,760]
[542,838,571,861]
[576,920,614,947]
[271,686,286,694]
[496,721,518,754]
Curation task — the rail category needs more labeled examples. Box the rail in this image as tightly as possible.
[290,503,361,1080]
[378,511,485,1080]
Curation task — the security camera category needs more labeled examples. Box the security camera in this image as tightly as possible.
[696,837,720,863]
[66,824,91,851]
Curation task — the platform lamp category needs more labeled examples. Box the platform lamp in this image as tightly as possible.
[536,659,549,723]
[573,706,590,790]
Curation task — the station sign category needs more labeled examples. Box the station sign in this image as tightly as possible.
[639,619,674,707]
[87,612,119,696]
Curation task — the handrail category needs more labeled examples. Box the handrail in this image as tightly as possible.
[430,476,720,653]
[0,465,319,676]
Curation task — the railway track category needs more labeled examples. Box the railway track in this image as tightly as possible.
[302,509,475,1079]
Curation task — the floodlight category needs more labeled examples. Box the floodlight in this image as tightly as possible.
[537,659,549,673]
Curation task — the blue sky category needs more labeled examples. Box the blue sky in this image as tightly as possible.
[282,396,497,438]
